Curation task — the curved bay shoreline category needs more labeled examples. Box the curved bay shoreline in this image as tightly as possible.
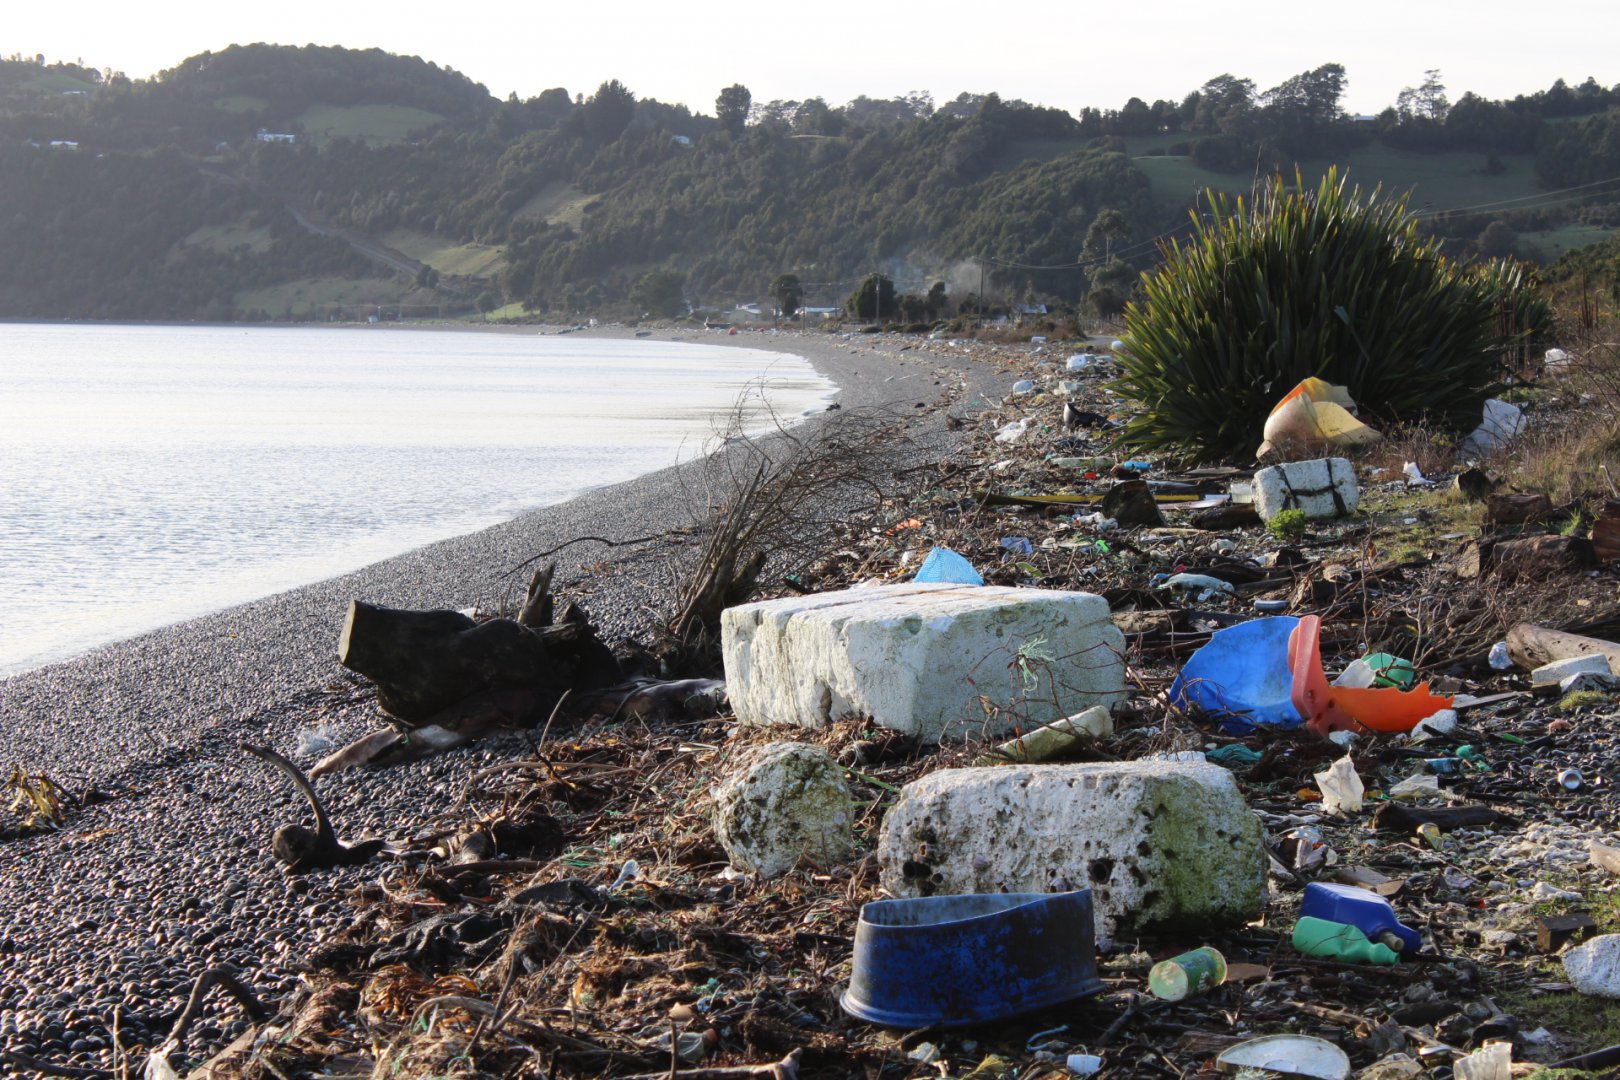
[0,325,1005,1075]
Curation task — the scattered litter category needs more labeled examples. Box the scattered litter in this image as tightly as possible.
[1215,1034,1351,1080]
[914,546,984,586]
[1254,458,1360,522]
[1488,641,1513,670]
[1011,379,1036,395]
[1453,1042,1512,1080]
[1401,462,1434,486]
[974,707,1113,765]
[999,537,1034,555]
[994,419,1031,443]
[1258,378,1381,459]
[1462,397,1526,457]
[1314,757,1364,814]
[1156,572,1235,599]
[1147,946,1226,1001]
[1300,882,1420,953]
[1169,617,1303,731]
[1387,774,1440,799]
[1292,917,1400,964]
[1206,744,1264,769]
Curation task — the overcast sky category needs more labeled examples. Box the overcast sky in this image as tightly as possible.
[9,0,1615,119]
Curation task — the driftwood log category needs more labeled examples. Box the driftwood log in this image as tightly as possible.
[338,599,620,726]
[1506,623,1620,673]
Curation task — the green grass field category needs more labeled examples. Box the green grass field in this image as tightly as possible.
[24,70,96,93]
[1523,223,1617,260]
[1121,137,1545,213]
[513,181,597,228]
[382,229,504,278]
[234,277,396,317]
[294,104,446,145]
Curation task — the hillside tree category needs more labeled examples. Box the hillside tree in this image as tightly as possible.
[715,84,751,135]
[769,272,802,317]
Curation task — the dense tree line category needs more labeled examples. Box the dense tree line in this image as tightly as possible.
[1,45,1617,321]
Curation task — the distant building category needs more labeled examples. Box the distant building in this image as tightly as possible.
[256,129,296,143]
[1014,303,1048,316]
[671,134,691,146]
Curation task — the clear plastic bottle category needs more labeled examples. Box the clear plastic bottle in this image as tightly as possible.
[1147,946,1227,1001]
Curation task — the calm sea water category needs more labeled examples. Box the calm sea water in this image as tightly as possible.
[0,324,834,676]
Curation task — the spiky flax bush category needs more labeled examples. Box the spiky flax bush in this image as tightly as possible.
[1112,169,1551,460]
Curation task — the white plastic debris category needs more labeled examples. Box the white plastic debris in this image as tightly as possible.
[1012,379,1037,395]
[1315,756,1364,814]
[994,419,1031,443]
[1334,658,1378,689]
[1066,354,1096,372]
[1453,1042,1511,1080]
[1216,1034,1350,1080]
[1532,881,1582,902]
[1545,347,1571,373]
[1402,462,1434,486]
[1462,398,1526,457]
[1488,641,1513,670]
[1156,573,1235,600]
[1408,709,1458,743]
[1067,1053,1103,1075]
[1388,774,1440,800]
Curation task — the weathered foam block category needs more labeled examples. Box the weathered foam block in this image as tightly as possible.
[721,583,1124,744]
[710,742,855,878]
[877,761,1266,939]
[1532,654,1613,687]
[1254,457,1359,522]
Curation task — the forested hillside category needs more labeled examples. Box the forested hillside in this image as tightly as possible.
[1,46,1617,321]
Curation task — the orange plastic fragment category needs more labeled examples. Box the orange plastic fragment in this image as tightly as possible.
[1288,615,1453,739]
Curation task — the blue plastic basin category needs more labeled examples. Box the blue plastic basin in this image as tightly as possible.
[1168,616,1304,732]
[842,891,1105,1028]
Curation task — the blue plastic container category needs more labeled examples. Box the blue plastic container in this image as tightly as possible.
[842,892,1105,1028]
[1168,616,1304,732]
[1300,882,1421,954]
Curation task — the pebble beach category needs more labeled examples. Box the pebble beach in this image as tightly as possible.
[0,325,1005,1075]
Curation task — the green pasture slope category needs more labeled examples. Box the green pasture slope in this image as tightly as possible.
[1121,137,1545,212]
[295,103,446,145]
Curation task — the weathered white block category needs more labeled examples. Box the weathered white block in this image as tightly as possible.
[1254,457,1359,522]
[1532,654,1613,687]
[1565,934,1620,998]
[710,742,855,878]
[877,762,1266,938]
[721,583,1124,743]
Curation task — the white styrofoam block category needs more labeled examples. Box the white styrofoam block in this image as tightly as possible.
[1532,654,1614,687]
[721,583,1124,744]
[1253,457,1359,521]
[710,742,855,878]
[1565,934,1620,998]
[877,761,1266,938]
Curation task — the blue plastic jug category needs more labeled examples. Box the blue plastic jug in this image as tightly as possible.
[1300,882,1421,954]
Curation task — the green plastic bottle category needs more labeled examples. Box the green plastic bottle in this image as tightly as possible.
[1292,916,1401,965]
